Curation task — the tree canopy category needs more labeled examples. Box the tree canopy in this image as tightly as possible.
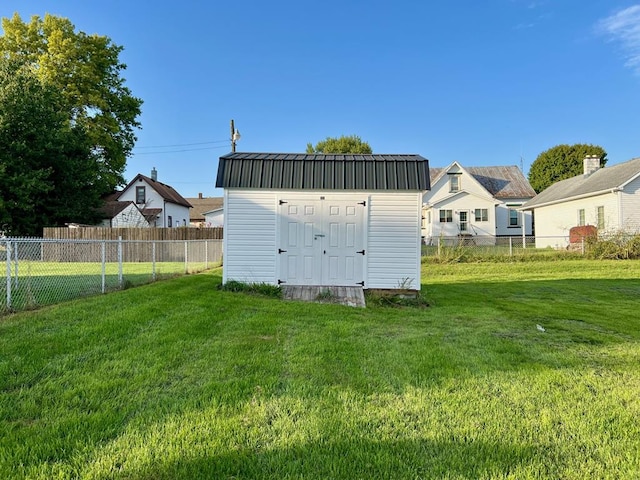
[528,144,608,193]
[0,13,142,193]
[306,135,372,154]
[0,59,101,236]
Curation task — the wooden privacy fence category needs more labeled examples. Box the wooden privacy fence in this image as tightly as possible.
[41,228,223,263]
[44,227,223,241]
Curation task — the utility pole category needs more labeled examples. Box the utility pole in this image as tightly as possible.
[230,119,241,152]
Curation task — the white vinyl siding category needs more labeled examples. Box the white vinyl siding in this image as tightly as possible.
[224,190,277,284]
[367,192,421,290]
[620,176,640,232]
[531,193,619,248]
[224,190,422,290]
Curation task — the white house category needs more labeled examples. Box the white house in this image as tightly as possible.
[203,207,224,227]
[422,162,536,244]
[216,152,431,291]
[115,168,192,228]
[98,200,149,228]
[522,156,640,248]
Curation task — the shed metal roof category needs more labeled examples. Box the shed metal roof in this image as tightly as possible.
[216,152,430,191]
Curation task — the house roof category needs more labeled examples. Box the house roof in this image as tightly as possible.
[99,200,136,219]
[184,197,224,222]
[216,152,431,191]
[430,165,536,199]
[118,174,193,208]
[522,157,640,209]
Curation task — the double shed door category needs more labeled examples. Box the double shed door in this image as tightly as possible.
[279,196,366,286]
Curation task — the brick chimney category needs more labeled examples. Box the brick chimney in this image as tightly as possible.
[151,167,158,181]
[198,193,203,199]
[583,155,600,176]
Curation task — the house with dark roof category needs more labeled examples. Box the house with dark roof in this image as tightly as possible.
[522,156,640,248]
[423,161,536,244]
[185,194,224,227]
[216,152,430,291]
[115,168,192,227]
[97,200,149,228]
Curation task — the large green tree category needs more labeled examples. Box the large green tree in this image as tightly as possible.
[306,135,372,154]
[0,59,101,236]
[0,13,142,193]
[528,144,608,193]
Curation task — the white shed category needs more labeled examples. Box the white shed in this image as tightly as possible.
[216,152,431,291]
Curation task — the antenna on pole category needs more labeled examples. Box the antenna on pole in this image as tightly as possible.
[230,119,241,152]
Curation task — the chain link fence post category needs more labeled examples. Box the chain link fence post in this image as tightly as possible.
[509,237,513,257]
[5,240,11,310]
[101,241,106,294]
[118,236,123,288]
[152,241,156,281]
[184,240,188,274]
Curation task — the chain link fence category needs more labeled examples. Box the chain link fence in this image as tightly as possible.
[421,235,591,260]
[1,237,223,315]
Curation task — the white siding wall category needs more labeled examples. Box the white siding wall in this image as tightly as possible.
[532,192,619,248]
[621,177,640,232]
[111,204,149,228]
[164,203,190,228]
[367,192,422,290]
[204,210,224,227]
[224,189,423,290]
[495,199,533,237]
[224,190,277,284]
[425,194,497,241]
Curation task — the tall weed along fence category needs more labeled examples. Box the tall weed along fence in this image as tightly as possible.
[1,237,223,314]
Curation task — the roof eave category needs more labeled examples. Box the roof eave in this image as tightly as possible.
[521,187,622,210]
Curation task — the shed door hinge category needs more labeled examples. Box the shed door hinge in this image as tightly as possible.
[357,250,365,255]
[279,200,288,205]
[358,201,366,206]
[278,248,287,254]
[356,281,365,286]
[278,279,286,285]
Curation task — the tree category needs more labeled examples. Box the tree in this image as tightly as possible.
[0,59,101,236]
[306,135,372,154]
[0,13,142,193]
[528,144,608,193]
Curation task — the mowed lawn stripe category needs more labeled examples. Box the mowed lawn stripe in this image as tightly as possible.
[0,261,639,479]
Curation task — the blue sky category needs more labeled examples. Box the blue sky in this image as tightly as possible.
[3,0,640,198]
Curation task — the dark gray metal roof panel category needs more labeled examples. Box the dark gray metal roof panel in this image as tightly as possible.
[216,152,430,190]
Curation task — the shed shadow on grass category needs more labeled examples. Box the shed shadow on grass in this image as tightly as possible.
[104,437,544,479]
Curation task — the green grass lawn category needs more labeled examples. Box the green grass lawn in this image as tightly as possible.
[1,261,639,479]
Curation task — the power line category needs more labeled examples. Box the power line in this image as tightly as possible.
[134,139,229,149]
[130,145,230,156]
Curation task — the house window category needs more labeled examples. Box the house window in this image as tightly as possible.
[597,206,605,230]
[508,206,521,227]
[449,175,460,192]
[167,215,172,227]
[439,209,453,223]
[136,186,146,204]
[475,208,488,222]
[578,209,585,226]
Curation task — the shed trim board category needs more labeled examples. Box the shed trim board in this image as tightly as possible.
[223,189,423,290]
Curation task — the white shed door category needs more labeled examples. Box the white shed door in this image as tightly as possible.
[279,197,365,286]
